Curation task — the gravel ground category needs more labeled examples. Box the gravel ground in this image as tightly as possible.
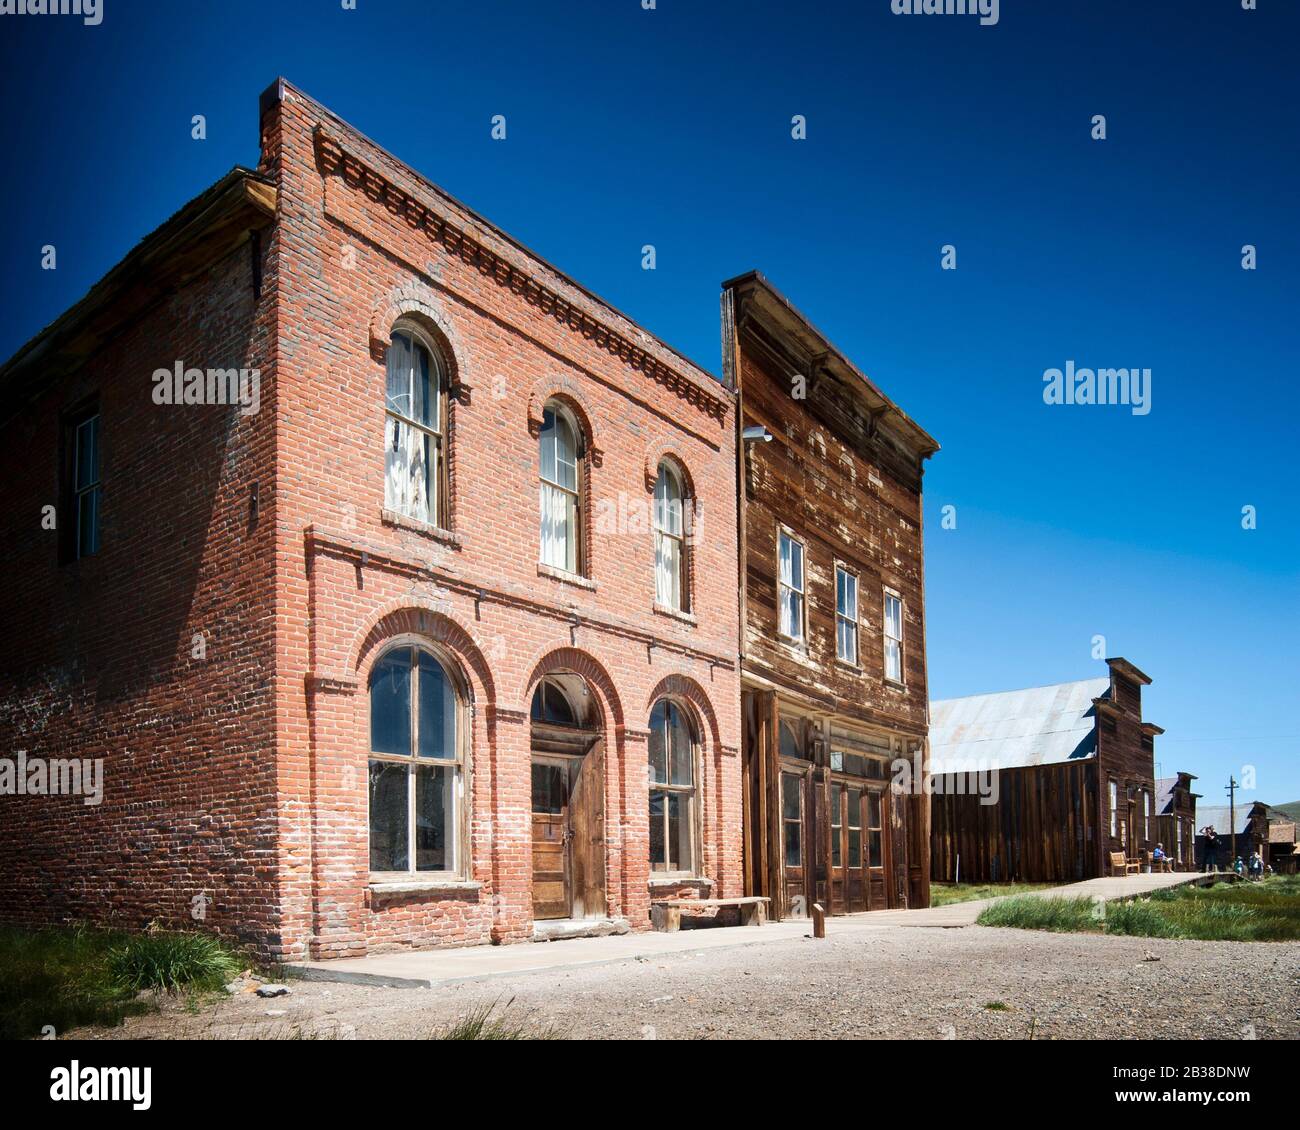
[68,925,1300,1041]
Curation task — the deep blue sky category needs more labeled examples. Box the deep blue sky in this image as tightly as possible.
[2,1,1296,802]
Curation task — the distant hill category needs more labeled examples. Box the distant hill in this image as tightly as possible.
[1274,801,1300,823]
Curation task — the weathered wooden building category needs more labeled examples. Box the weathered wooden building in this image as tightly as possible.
[1196,801,1296,872]
[929,658,1169,883]
[1153,772,1199,870]
[723,272,939,918]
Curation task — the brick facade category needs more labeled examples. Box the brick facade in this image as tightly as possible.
[0,80,740,959]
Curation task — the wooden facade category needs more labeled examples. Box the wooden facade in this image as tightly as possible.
[1153,772,1199,871]
[930,658,1170,883]
[724,272,939,918]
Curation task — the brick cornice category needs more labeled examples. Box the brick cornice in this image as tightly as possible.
[314,127,729,425]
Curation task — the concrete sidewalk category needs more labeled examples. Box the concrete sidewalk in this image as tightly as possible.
[287,870,1219,987]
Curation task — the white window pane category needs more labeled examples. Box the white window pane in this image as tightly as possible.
[846,574,857,620]
[386,417,432,523]
[656,533,681,609]
[540,482,576,571]
[790,541,803,592]
[412,340,436,430]
[885,637,901,682]
[386,333,411,416]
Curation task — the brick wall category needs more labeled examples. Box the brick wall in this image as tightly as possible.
[0,79,742,960]
[263,80,741,957]
[0,225,282,950]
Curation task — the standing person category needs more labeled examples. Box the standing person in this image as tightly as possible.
[1201,825,1220,872]
[1249,851,1264,880]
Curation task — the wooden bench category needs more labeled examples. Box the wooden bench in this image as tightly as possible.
[1109,851,1140,877]
[650,896,770,932]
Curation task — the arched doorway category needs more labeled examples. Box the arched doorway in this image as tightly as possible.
[529,674,606,921]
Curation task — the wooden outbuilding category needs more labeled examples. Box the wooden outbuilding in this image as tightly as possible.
[929,658,1173,883]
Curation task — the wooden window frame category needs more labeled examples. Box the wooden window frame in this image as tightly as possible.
[539,400,586,577]
[648,699,700,877]
[385,324,450,530]
[776,526,806,644]
[1108,778,1118,838]
[834,563,860,667]
[61,399,102,563]
[367,640,468,881]
[653,459,689,613]
[882,587,905,686]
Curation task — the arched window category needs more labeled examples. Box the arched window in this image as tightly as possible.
[368,645,462,874]
[538,401,581,574]
[653,460,688,611]
[385,326,447,527]
[530,678,578,726]
[648,699,697,874]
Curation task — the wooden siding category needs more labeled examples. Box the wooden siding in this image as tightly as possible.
[930,761,1099,883]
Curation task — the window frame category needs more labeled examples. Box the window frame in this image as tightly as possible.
[647,698,700,877]
[1108,778,1118,838]
[882,587,905,685]
[835,563,860,667]
[653,459,689,613]
[366,640,467,880]
[61,400,102,563]
[777,527,807,643]
[384,324,450,529]
[538,400,585,576]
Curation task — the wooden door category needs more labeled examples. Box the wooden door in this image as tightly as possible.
[568,741,606,920]
[866,789,890,909]
[531,759,569,920]
[829,784,868,915]
[780,771,808,918]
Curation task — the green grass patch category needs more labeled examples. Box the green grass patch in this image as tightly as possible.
[976,876,1300,942]
[0,924,247,1040]
[929,881,1058,907]
[429,1001,566,1041]
[107,931,242,994]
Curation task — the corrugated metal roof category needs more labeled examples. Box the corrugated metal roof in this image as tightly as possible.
[1195,804,1260,837]
[929,677,1109,774]
[1154,776,1178,815]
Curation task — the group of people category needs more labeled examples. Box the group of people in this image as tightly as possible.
[1197,825,1267,878]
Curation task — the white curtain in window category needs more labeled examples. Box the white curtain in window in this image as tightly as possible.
[884,594,903,681]
[778,535,802,638]
[385,331,436,523]
[539,481,575,572]
[386,417,431,524]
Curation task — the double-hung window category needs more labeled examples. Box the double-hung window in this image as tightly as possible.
[385,329,445,526]
[778,530,805,641]
[539,402,581,574]
[368,646,461,875]
[835,566,859,664]
[883,590,904,683]
[648,700,695,873]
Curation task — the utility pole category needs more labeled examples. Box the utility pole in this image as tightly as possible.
[1226,776,1238,870]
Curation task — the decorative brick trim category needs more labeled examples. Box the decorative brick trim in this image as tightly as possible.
[526,377,603,466]
[643,443,698,498]
[306,672,359,695]
[646,673,723,758]
[368,280,470,393]
[315,126,728,424]
[518,645,625,730]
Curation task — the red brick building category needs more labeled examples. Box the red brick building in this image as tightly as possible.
[0,80,740,959]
